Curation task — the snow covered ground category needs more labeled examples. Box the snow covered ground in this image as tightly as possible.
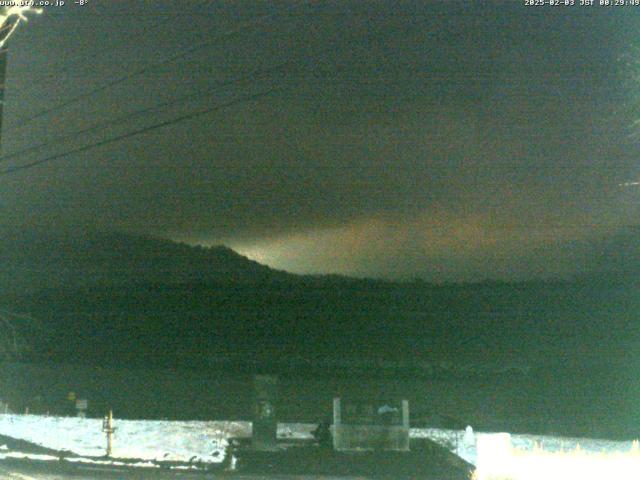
[411,426,638,466]
[0,415,316,464]
[415,427,640,480]
[0,413,637,473]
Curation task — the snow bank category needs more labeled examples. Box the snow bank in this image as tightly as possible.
[0,415,247,463]
[0,415,317,464]
[0,414,636,470]
[414,426,638,467]
[474,433,640,480]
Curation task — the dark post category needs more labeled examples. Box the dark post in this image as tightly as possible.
[252,374,278,451]
[0,46,7,153]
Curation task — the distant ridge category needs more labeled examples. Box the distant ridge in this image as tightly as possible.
[0,228,638,369]
[2,226,639,295]
[0,229,294,295]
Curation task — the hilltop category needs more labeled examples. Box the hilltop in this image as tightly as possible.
[0,229,637,369]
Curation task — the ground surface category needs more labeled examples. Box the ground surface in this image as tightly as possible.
[0,415,636,466]
[0,461,368,479]
[0,415,637,479]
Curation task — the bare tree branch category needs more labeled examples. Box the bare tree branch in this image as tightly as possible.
[0,307,40,360]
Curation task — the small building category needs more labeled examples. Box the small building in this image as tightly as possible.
[332,397,410,451]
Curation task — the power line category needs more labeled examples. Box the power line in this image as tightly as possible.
[0,89,278,175]
[24,0,211,90]
[0,2,394,175]
[0,2,326,166]
[0,61,291,164]
[9,11,277,130]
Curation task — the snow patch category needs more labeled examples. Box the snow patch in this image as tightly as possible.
[0,415,241,463]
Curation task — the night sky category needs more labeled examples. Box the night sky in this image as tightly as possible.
[2,1,639,281]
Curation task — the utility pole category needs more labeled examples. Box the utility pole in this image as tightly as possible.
[102,409,115,457]
[0,7,42,152]
[0,16,14,153]
[0,46,6,152]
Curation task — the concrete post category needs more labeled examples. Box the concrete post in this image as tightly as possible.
[102,410,115,457]
[332,397,341,450]
[402,399,409,429]
[252,375,278,451]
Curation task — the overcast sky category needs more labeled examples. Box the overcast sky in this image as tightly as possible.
[1,1,639,281]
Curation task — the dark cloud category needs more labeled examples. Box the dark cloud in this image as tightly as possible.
[1,1,639,281]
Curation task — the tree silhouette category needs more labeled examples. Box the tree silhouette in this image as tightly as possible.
[0,307,39,360]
